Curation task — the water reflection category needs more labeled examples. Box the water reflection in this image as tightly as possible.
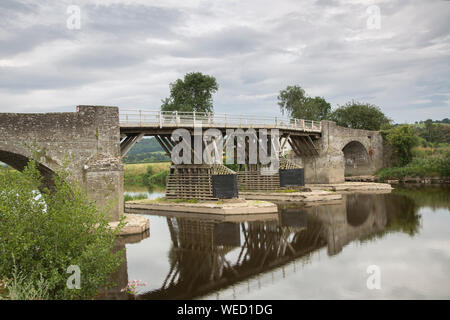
[107,186,450,299]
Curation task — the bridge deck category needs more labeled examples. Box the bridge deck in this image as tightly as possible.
[119,110,322,135]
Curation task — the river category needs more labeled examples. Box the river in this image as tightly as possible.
[108,185,450,299]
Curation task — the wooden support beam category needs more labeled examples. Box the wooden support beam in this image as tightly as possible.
[155,135,171,156]
[120,132,145,157]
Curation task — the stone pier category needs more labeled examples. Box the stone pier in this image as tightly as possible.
[0,106,123,221]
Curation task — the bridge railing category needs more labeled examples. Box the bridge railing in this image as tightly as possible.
[119,110,322,132]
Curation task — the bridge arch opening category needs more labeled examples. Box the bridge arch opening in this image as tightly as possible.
[342,141,370,176]
[346,194,371,227]
[0,150,56,189]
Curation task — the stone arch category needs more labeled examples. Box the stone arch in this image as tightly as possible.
[346,193,371,227]
[342,141,370,176]
[0,149,56,189]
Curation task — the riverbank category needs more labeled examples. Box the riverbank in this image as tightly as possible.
[124,162,170,188]
[346,175,450,184]
[375,145,449,182]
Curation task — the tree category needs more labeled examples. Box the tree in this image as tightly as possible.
[0,160,124,299]
[302,96,332,121]
[330,101,392,130]
[277,85,331,121]
[385,125,418,166]
[161,72,218,113]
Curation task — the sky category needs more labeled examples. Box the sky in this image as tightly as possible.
[0,0,449,123]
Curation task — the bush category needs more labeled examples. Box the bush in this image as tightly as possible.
[384,125,418,166]
[0,265,50,300]
[0,160,124,299]
[148,170,168,186]
[376,155,450,180]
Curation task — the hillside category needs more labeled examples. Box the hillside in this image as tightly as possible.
[123,137,170,163]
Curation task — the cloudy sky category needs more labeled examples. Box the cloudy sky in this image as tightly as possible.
[0,0,449,123]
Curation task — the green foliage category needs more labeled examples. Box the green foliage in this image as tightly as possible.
[330,101,392,130]
[0,264,50,300]
[161,72,218,113]
[148,170,168,186]
[376,155,450,180]
[413,120,450,144]
[384,125,419,166]
[124,164,169,188]
[0,160,124,300]
[123,193,149,202]
[277,85,331,121]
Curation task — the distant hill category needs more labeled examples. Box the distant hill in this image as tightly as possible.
[127,137,164,155]
[123,137,170,163]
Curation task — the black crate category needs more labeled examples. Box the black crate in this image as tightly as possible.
[279,168,305,187]
[212,174,239,199]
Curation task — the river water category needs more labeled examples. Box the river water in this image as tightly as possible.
[108,185,450,299]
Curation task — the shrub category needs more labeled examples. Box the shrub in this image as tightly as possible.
[148,170,168,186]
[384,125,419,166]
[0,160,124,299]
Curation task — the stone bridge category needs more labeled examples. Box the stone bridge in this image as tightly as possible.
[289,121,384,183]
[0,106,385,221]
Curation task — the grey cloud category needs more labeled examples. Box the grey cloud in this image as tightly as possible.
[0,66,97,91]
[84,4,183,39]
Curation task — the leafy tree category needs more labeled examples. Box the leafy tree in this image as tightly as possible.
[278,85,307,116]
[302,96,332,121]
[330,101,392,130]
[277,85,331,121]
[385,124,418,166]
[161,72,218,113]
[0,160,124,299]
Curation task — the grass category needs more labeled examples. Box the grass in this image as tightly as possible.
[124,162,170,187]
[124,162,170,175]
[123,193,149,202]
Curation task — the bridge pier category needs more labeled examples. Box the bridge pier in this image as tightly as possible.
[0,106,124,221]
[288,121,384,183]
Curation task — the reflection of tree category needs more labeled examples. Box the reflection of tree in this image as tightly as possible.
[385,193,421,236]
[392,186,450,211]
[359,193,421,243]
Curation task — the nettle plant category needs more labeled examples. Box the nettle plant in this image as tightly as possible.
[0,159,125,300]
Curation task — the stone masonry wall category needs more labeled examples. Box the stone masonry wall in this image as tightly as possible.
[289,121,384,183]
[0,106,123,221]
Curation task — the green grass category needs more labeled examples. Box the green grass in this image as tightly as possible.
[123,193,149,202]
[124,162,170,187]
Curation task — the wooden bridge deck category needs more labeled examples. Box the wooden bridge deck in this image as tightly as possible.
[119,110,322,135]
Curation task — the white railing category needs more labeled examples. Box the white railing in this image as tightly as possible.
[119,110,322,132]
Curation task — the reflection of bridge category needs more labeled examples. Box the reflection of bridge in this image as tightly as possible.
[136,194,388,300]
